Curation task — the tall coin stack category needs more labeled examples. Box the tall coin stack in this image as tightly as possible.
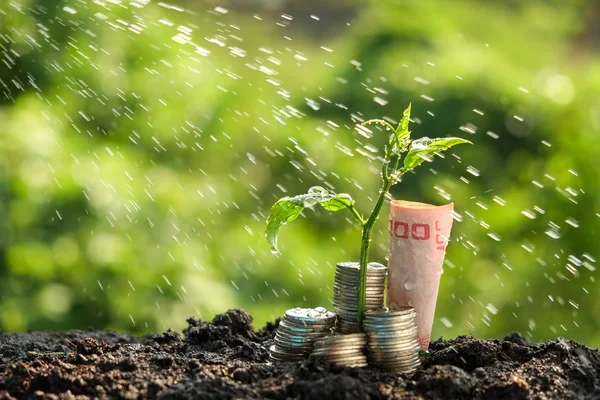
[363,307,421,373]
[333,262,387,333]
[310,333,368,368]
[269,307,336,362]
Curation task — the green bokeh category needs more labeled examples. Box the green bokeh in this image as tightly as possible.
[0,0,598,347]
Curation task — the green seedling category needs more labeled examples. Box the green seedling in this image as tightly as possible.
[265,104,471,329]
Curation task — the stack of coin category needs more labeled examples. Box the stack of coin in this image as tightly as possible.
[333,262,387,333]
[363,307,421,373]
[269,307,336,362]
[310,333,368,368]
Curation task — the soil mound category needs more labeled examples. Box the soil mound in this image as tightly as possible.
[0,309,598,399]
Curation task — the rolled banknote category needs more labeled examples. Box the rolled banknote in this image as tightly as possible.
[387,200,454,350]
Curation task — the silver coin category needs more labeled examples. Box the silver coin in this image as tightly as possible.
[334,300,381,314]
[312,348,366,358]
[366,333,418,342]
[363,317,416,325]
[276,329,332,341]
[333,285,384,293]
[333,279,386,287]
[314,340,367,350]
[333,297,384,304]
[276,327,327,337]
[367,339,419,349]
[365,307,415,316]
[334,268,388,279]
[333,299,383,307]
[313,353,368,361]
[284,307,337,325]
[334,295,384,302]
[333,284,385,292]
[334,273,386,281]
[313,342,366,351]
[279,320,334,332]
[334,275,386,283]
[335,268,387,276]
[368,347,420,357]
[336,261,387,271]
[314,332,365,342]
[363,325,417,334]
[366,330,419,340]
[333,283,385,291]
[274,335,316,346]
[363,318,417,326]
[335,270,386,277]
[334,294,384,301]
[313,342,365,350]
[363,317,416,327]
[274,335,316,347]
[333,293,385,299]
[313,340,366,350]
[278,324,334,335]
[269,345,307,360]
[333,304,384,312]
[333,287,384,294]
[363,310,416,319]
[363,316,415,323]
[334,298,384,305]
[314,345,366,352]
[333,305,383,313]
[333,362,368,368]
[279,320,335,330]
[367,340,420,349]
[333,271,387,284]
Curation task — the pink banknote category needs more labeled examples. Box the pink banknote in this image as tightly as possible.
[387,200,454,350]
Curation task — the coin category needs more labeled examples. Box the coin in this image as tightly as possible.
[310,333,368,368]
[270,307,337,362]
[284,307,336,325]
[333,263,388,334]
[279,320,334,332]
[365,326,417,334]
[363,307,421,373]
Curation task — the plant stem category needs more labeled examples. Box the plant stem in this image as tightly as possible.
[348,205,366,226]
[357,159,396,328]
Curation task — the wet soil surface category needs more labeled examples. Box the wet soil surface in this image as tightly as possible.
[0,309,599,399]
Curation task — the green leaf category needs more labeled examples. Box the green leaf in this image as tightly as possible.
[321,193,354,211]
[265,186,355,253]
[395,103,412,141]
[403,137,472,171]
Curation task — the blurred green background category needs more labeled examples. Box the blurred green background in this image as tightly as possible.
[1,0,599,347]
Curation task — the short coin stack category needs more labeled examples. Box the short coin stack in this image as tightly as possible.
[363,307,421,373]
[269,307,336,362]
[310,333,368,368]
[333,262,387,333]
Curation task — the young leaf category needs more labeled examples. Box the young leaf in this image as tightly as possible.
[395,103,412,142]
[403,137,472,171]
[265,186,356,253]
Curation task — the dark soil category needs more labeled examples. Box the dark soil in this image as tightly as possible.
[1,309,599,399]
